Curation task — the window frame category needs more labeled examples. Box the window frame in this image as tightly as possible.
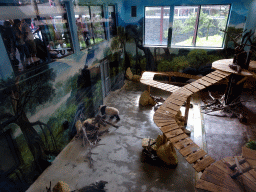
[143,6,171,47]
[171,4,231,49]
[144,4,231,49]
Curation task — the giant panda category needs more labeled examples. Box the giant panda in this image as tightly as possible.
[99,105,120,121]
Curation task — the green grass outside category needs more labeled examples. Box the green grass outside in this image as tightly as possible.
[174,35,224,47]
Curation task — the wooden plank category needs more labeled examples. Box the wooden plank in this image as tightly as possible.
[200,166,242,191]
[196,179,235,192]
[160,124,179,133]
[177,88,193,96]
[154,111,174,119]
[242,146,256,160]
[173,138,193,150]
[179,143,199,157]
[170,93,188,101]
[154,119,176,123]
[211,71,227,78]
[186,149,207,164]
[164,129,184,139]
[248,169,256,180]
[156,121,177,127]
[157,107,177,115]
[206,73,224,81]
[242,172,256,183]
[193,156,215,172]
[190,82,206,90]
[166,98,185,106]
[213,160,235,175]
[213,69,231,76]
[201,76,218,83]
[163,103,181,111]
[196,79,213,87]
[239,174,256,191]
[184,84,200,93]
[169,133,188,143]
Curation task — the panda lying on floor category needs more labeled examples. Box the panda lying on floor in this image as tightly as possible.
[99,105,120,121]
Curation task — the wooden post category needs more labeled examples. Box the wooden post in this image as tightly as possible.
[184,96,191,126]
[147,85,151,93]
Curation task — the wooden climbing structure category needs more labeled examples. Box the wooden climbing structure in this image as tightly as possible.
[140,59,256,191]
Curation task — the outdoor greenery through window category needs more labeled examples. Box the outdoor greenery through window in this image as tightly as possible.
[144,6,170,46]
[171,5,230,48]
[74,5,107,50]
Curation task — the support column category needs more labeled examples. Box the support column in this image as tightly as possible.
[184,96,191,126]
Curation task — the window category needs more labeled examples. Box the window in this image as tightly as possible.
[108,5,117,38]
[74,5,107,50]
[144,6,170,46]
[0,1,74,74]
[171,5,230,48]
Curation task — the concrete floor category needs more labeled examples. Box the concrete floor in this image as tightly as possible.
[27,81,255,192]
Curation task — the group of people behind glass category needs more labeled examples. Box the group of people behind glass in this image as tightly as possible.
[1,18,40,70]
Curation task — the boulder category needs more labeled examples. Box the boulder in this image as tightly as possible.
[132,75,141,82]
[156,141,178,165]
[53,181,70,192]
[126,67,133,80]
[139,90,156,106]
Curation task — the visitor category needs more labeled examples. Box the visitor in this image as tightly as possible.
[12,19,30,67]
[21,18,40,64]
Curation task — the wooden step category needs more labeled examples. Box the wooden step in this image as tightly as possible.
[164,129,184,139]
[196,79,213,87]
[193,156,215,172]
[186,149,207,164]
[184,84,200,93]
[179,143,199,157]
[190,82,206,90]
[169,133,189,143]
[160,124,180,133]
[173,138,194,150]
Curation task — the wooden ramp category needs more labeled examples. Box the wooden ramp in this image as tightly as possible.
[140,70,231,173]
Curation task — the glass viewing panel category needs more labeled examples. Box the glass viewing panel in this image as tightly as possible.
[90,6,106,44]
[196,5,230,47]
[75,6,92,49]
[0,0,74,74]
[171,5,230,48]
[144,6,170,46]
[108,5,117,38]
[171,6,199,47]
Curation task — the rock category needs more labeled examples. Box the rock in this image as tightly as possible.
[83,118,93,124]
[139,90,156,106]
[132,75,141,82]
[156,141,178,165]
[142,138,156,150]
[126,67,133,80]
[53,181,70,192]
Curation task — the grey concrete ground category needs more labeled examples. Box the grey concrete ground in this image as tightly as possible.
[27,81,196,192]
[27,81,254,192]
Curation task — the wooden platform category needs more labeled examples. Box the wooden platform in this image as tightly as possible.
[196,156,256,192]
[140,63,256,191]
[140,70,231,173]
